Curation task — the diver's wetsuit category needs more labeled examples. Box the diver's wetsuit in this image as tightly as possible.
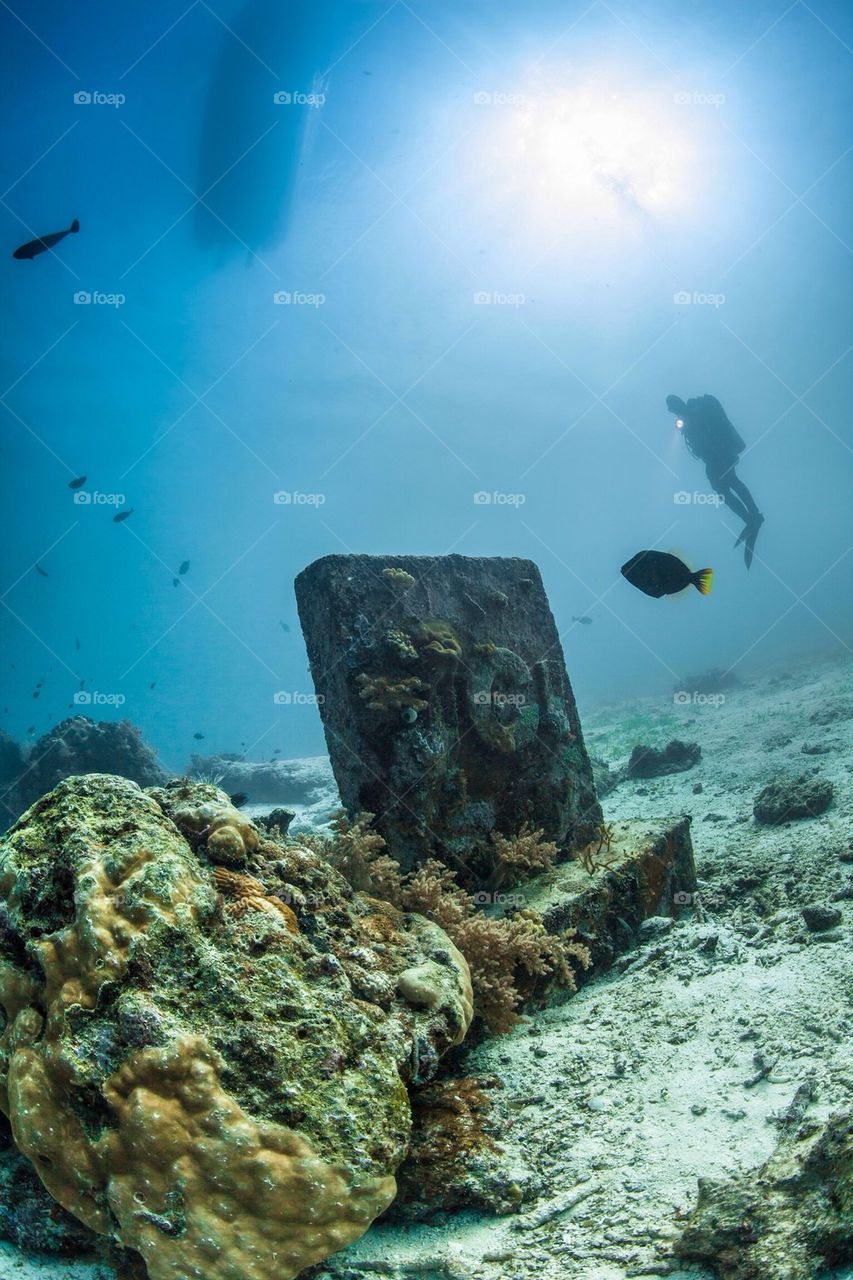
[668,393,763,566]
[679,394,762,539]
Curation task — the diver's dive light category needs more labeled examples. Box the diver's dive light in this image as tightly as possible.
[675,418,684,430]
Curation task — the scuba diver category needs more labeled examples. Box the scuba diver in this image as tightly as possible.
[666,393,764,568]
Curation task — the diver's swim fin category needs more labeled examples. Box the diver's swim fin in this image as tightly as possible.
[734,524,749,549]
[743,514,764,570]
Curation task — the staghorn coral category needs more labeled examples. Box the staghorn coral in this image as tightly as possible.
[382,567,416,591]
[356,673,429,717]
[0,776,473,1279]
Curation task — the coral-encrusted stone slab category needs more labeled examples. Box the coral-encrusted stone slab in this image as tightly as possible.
[295,554,602,879]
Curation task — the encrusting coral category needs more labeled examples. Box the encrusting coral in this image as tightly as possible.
[0,775,473,1280]
[381,567,416,591]
[150,777,259,865]
[356,673,429,716]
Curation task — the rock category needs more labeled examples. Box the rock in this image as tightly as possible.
[507,817,697,992]
[0,732,25,832]
[801,903,842,932]
[187,753,337,809]
[591,755,620,798]
[809,701,853,726]
[676,668,738,696]
[0,1114,96,1255]
[625,739,701,779]
[388,1075,528,1220]
[255,807,297,836]
[0,775,473,1280]
[675,1110,853,1279]
[753,773,834,824]
[801,742,833,755]
[692,782,703,794]
[638,916,675,940]
[295,555,601,878]
[18,716,168,813]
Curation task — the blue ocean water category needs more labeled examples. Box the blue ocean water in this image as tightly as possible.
[2,0,851,777]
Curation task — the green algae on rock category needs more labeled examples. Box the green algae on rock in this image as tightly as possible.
[0,774,473,1280]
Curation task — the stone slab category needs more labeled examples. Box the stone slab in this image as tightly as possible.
[295,554,602,879]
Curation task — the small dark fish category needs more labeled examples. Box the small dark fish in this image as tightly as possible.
[229,792,249,808]
[149,681,156,689]
[621,550,713,599]
[74,637,81,650]
[35,564,48,577]
[13,218,80,260]
[27,725,35,733]
[113,507,134,523]
[79,678,86,688]
[193,732,205,740]
[69,474,87,490]
[572,615,593,625]
[36,681,43,688]
[279,620,290,633]
[179,560,190,575]
[32,690,40,698]
[173,578,179,587]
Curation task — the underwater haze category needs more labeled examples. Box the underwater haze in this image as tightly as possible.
[2,0,852,774]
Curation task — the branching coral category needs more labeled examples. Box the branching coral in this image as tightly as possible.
[307,815,587,1035]
[400,861,590,1033]
[486,824,558,891]
[302,811,404,905]
[356,674,429,716]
